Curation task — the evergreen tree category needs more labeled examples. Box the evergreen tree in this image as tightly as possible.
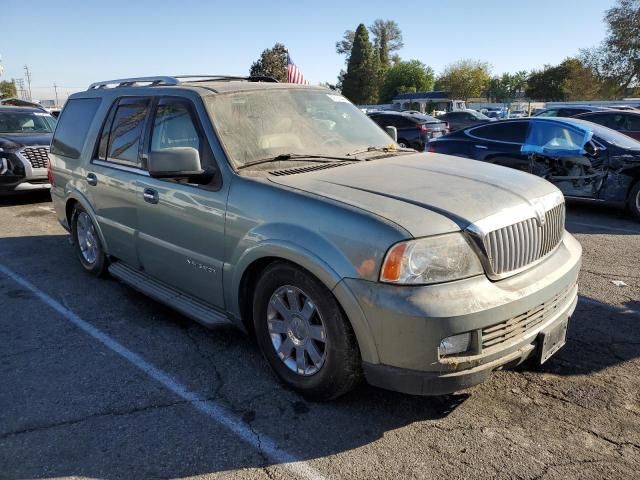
[341,24,378,104]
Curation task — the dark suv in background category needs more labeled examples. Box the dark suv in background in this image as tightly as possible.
[367,111,448,150]
[0,106,57,194]
[436,109,493,132]
[533,105,612,118]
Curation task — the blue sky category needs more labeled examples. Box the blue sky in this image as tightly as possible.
[1,0,615,102]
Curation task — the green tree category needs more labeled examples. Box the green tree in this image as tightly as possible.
[379,60,435,102]
[436,59,491,101]
[341,24,378,104]
[0,80,17,99]
[581,0,640,96]
[526,65,566,101]
[526,59,601,101]
[336,19,403,67]
[487,71,527,102]
[249,43,288,82]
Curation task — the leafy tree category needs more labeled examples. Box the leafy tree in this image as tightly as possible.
[340,24,378,104]
[436,59,491,101]
[249,43,288,82]
[525,65,566,101]
[581,0,640,96]
[336,19,403,67]
[526,58,601,101]
[380,60,435,102]
[487,71,527,102]
[0,81,17,99]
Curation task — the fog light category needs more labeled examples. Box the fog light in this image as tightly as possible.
[439,333,472,356]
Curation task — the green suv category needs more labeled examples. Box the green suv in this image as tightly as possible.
[49,75,582,400]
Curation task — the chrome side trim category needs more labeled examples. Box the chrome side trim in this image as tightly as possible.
[91,159,150,176]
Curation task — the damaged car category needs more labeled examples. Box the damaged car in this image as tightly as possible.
[428,117,640,220]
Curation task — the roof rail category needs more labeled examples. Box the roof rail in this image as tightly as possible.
[87,75,278,90]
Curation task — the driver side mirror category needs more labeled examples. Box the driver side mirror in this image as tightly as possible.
[384,126,398,142]
[148,147,205,179]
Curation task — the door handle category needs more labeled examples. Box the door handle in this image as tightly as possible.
[86,173,98,186]
[475,145,488,149]
[143,188,159,204]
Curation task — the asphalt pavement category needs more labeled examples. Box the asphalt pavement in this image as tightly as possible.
[0,192,638,479]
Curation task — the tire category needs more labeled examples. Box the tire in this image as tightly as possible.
[397,139,408,148]
[628,181,640,221]
[253,262,361,400]
[71,204,108,276]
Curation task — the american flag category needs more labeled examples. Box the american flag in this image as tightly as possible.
[287,53,309,85]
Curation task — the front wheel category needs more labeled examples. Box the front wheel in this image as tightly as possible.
[628,182,640,221]
[253,262,361,400]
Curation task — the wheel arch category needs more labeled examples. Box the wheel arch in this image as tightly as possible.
[63,189,110,254]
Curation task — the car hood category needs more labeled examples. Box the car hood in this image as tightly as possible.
[268,153,559,237]
[0,133,52,149]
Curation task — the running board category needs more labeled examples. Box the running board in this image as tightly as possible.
[108,262,231,328]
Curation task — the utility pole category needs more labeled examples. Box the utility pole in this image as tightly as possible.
[53,82,59,106]
[23,65,32,101]
[15,78,26,100]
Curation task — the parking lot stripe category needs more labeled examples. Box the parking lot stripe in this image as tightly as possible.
[0,263,325,480]
[566,220,640,235]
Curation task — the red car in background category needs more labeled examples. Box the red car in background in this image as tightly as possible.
[574,110,640,141]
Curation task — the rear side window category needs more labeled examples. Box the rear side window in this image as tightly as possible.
[559,108,588,117]
[97,97,150,166]
[51,98,101,159]
[469,122,529,143]
[622,114,640,131]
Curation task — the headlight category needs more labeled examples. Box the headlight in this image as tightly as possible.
[380,233,483,284]
[439,333,472,356]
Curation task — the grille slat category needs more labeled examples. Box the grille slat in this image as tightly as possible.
[481,283,574,350]
[480,202,565,277]
[21,147,50,169]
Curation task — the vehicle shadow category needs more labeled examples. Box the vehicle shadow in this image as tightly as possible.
[565,200,640,235]
[522,295,640,376]
[0,191,51,208]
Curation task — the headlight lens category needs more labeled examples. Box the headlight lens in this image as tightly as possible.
[439,333,472,356]
[380,233,483,284]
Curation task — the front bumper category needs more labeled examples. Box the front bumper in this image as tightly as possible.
[0,147,50,193]
[336,232,582,395]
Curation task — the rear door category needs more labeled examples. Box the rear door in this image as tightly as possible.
[136,95,227,308]
[466,121,530,170]
[88,96,152,268]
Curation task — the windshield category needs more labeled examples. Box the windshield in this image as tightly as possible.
[0,111,56,133]
[205,89,396,167]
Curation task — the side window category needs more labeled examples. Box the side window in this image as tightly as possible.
[148,97,216,176]
[151,100,200,151]
[625,115,640,131]
[51,98,101,159]
[527,122,586,150]
[470,122,529,143]
[105,98,150,166]
[536,109,558,117]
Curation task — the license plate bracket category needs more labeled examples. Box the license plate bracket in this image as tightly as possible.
[538,317,568,364]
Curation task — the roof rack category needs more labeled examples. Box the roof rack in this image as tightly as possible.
[87,75,278,90]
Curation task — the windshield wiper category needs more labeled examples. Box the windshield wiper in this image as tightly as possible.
[236,153,357,170]
[346,146,416,156]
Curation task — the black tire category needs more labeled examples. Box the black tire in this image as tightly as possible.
[253,262,361,400]
[397,138,409,148]
[71,204,108,276]
[628,181,640,221]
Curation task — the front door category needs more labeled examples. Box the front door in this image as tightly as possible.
[136,96,227,308]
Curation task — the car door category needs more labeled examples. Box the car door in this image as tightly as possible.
[88,96,152,268]
[136,95,227,308]
[444,112,463,131]
[466,121,529,170]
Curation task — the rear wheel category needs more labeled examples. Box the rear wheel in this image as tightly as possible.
[628,181,640,221]
[71,204,107,276]
[397,138,409,148]
[253,262,361,400]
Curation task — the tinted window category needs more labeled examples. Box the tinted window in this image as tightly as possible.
[559,108,589,117]
[51,98,101,159]
[151,100,200,151]
[470,122,529,143]
[106,98,150,165]
[536,109,558,117]
[625,114,640,131]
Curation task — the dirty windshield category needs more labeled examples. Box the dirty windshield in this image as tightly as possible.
[205,89,397,168]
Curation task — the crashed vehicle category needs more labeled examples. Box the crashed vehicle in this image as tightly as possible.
[49,76,581,400]
[428,117,640,220]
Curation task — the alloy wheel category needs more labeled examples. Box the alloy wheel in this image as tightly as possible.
[76,211,99,265]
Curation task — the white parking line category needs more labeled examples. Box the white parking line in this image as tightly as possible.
[566,220,640,235]
[0,263,325,480]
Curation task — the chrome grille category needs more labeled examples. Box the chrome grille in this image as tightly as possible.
[482,283,574,350]
[21,146,50,169]
[482,202,565,276]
